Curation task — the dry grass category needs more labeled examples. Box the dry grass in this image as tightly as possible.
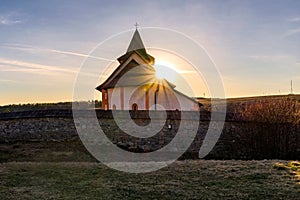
[0,160,299,199]
[274,161,300,184]
[235,96,300,124]
[197,94,300,118]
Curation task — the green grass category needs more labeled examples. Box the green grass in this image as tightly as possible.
[0,160,299,199]
[0,142,299,199]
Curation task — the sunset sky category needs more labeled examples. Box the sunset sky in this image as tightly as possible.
[1,0,300,105]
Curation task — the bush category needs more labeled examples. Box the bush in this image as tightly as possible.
[235,97,299,124]
[233,97,300,159]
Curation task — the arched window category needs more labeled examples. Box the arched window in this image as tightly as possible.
[112,104,116,110]
[132,103,138,111]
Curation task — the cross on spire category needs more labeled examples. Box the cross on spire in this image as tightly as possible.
[134,22,139,30]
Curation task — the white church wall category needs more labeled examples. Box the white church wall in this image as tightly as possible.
[108,88,120,110]
[127,86,146,110]
[175,92,198,111]
[107,85,197,111]
[146,86,196,111]
[108,87,147,110]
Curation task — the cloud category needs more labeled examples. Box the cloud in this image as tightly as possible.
[0,79,21,83]
[0,64,53,76]
[50,49,116,62]
[0,57,101,78]
[0,15,21,25]
[3,44,116,62]
[248,55,292,62]
[288,17,300,22]
[283,28,300,37]
[0,58,78,76]
[0,44,116,78]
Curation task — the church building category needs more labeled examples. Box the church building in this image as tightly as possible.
[96,29,200,111]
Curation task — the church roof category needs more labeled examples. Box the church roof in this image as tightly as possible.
[96,59,155,90]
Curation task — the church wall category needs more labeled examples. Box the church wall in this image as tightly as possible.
[108,87,147,110]
[107,88,116,110]
[108,88,121,110]
[106,86,197,111]
[157,88,179,110]
[127,86,146,110]
[146,86,196,111]
[101,89,109,110]
[175,93,198,111]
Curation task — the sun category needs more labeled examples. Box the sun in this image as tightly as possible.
[154,60,177,81]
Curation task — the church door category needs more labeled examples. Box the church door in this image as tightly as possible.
[132,103,138,111]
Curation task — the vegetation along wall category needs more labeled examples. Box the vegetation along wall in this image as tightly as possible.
[0,103,299,160]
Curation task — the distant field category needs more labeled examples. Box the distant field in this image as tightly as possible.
[0,101,101,113]
[1,94,299,113]
[197,94,300,112]
[198,94,300,104]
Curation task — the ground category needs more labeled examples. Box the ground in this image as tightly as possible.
[0,142,299,199]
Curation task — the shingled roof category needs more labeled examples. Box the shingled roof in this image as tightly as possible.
[96,29,156,91]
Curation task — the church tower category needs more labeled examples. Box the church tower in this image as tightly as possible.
[96,29,156,110]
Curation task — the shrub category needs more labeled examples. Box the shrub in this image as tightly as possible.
[235,97,299,124]
[233,97,299,159]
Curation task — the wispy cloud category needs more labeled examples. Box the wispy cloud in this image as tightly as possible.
[2,44,116,62]
[283,28,300,37]
[0,79,21,83]
[288,17,300,22]
[0,57,101,78]
[0,64,53,76]
[0,58,78,76]
[248,55,292,62]
[0,15,21,25]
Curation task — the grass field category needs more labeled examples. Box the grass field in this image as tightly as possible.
[0,95,299,199]
[0,142,299,199]
[0,160,299,199]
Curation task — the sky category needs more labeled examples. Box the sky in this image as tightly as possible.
[1,0,300,105]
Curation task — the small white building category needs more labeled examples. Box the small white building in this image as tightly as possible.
[96,29,201,111]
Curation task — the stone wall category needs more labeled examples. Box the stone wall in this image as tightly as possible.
[0,110,299,159]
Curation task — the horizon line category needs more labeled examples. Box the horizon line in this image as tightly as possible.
[1,93,299,107]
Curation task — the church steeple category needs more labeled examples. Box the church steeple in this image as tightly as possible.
[117,28,155,65]
[126,29,146,53]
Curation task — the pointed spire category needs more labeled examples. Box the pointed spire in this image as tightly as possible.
[126,29,146,53]
[117,26,155,65]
